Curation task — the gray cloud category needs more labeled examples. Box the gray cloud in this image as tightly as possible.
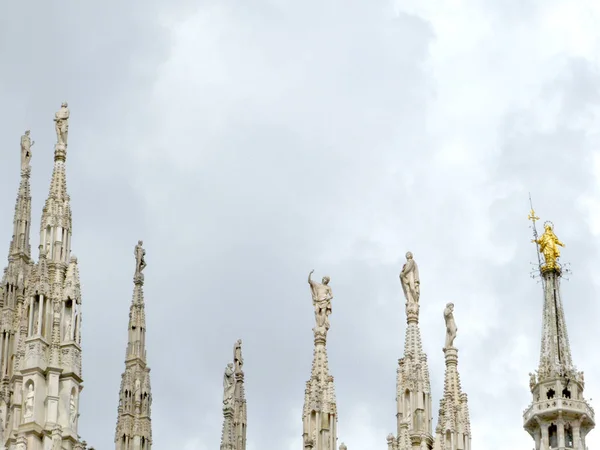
[2,2,600,450]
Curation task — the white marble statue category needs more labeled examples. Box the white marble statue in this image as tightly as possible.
[24,384,34,418]
[134,240,146,276]
[308,269,333,329]
[54,102,70,146]
[444,303,457,348]
[400,251,420,304]
[70,393,77,425]
[234,339,243,372]
[223,363,235,406]
[65,316,72,341]
[20,130,33,170]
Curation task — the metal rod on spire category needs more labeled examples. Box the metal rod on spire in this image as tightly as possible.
[528,193,543,276]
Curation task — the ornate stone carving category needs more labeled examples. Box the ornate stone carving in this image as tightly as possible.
[308,270,333,330]
[223,363,235,407]
[444,303,457,349]
[400,251,420,304]
[54,102,70,146]
[529,372,536,392]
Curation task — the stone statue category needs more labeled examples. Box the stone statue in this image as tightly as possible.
[33,316,39,336]
[20,130,34,170]
[134,240,146,276]
[223,363,235,406]
[443,303,457,348]
[70,393,77,425]
[308,270,333,329]
[16,442,26,450]
[134,379,141,401]
[54,102,70,146]
[533,222,564,271]
[65,316,72,341]
[529,372,536,392]
[400,252,420,304]
[24,383,34,418]
[233,339,243,372]
[339,443,347,450]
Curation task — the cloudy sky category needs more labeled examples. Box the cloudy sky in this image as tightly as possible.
[2,0,600,449]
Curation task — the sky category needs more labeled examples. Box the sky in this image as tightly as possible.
[1,0,600,449]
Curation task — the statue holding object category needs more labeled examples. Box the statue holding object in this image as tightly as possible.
[308,269,333,330]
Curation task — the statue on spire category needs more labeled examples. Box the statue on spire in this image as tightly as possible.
[20,130,33,171]
[444,302,457,349]
[233,339,243,372]
[54,102,70,146]
[134,240,147,277]
[308,270,333,330]
[223,362,235,407]
[532,221,564,272]
[400,251,420,304]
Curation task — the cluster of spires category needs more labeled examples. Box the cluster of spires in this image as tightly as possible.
[1,105,595,450]
[0,105,154,449]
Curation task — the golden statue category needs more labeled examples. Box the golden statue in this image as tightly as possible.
[532,221,565,271]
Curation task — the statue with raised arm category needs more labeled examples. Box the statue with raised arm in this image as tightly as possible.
[400,251,420,304]
[134,240,146,276]
[444,302,457,349]
[20,130,34,171]
[533,221,564,271]
[223,363,235,407]
[54,102,70,146]
[233,339,243,372]
[308,269,333,330]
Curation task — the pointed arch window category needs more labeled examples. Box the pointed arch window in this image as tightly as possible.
[548,423,558,448]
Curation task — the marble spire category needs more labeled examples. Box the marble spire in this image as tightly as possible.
[115,240,153,450]
[4,104,88,450]
[433,303,471,450]
[302,270,338,450]
[388,252,433,450]
[523,213,594,449]
[0,130,34,443]
[220,340,247,450]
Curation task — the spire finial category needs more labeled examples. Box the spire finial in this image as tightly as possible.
[308,269,333,336]
[53,102,70,161]
[20,130,33,173]
[134,240,146,284]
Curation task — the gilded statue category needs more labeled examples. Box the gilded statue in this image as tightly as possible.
[444,303,457,349]
[533,222,564,271]
[400,251,420,304]
[308,270,333,330]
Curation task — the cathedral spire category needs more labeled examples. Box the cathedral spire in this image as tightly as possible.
[0,130,34,439]
[220,339,247,450]
[5,104,88,450]
[302,270,338,450]
[40,102,72,265]
[523,211,594,449]
[115,240,153,450]
[7,130,33,260]
[387,252,433,450]
[434,304,471,450]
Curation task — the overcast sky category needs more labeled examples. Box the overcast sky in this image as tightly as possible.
[2,1,600,449]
